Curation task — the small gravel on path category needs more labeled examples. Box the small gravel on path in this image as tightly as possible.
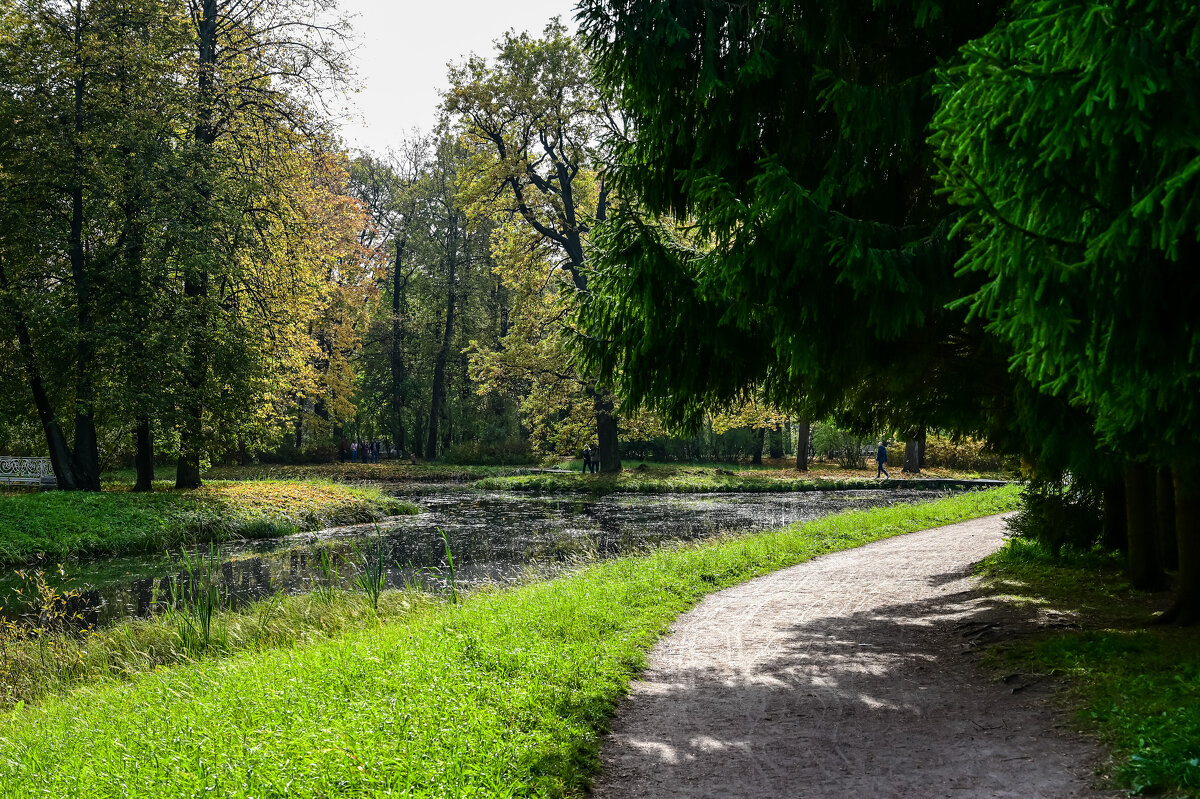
[593,514,1116,799]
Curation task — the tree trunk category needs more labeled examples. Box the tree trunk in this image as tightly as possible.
[1125,462,1167,591]
[768,425,784,459]
[1158,466,1179,572]
[134,418,154,492]
[795,418,810,472]
[427,243,457,459]
[177,0,218,491]
[917,426,927,469]
[68,6,101,491]
[595,392,621,473]
[390,240,408,453]
[902,428,920,474]
[1159,462,1200,625]
[0,257,84,489]
[1103,476,1127,552]
[752,427,765,465]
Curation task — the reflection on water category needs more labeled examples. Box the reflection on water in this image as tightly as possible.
[0,488,952,626]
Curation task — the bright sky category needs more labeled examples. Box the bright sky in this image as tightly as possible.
[334,0,580,155]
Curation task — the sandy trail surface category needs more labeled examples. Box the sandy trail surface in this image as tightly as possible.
[592,514,1114,799]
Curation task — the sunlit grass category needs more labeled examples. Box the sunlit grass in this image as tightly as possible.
[0,480,416,565]
[977,537,1200,796]
[0,486,1018,798]
[478,460,1010,495]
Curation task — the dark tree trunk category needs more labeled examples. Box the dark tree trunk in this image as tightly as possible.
[917,426,927,469]
[769,425,784,459]
[427,240,457,460]
[1126,462,1167,591]
[1158,466,1179,572]
[177,0,218,491]
[390,240,409,453]
[134,418,154,492]
[0,257,84,489]
[595,392,621,473]
[1103,476,1127,552]
[902,428,920,474]
[1159,463,1200,625]
[752,427,765,465]
[795,419,811,472]
[68,8,100,491]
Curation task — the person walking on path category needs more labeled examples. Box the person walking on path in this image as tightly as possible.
[582,447,593,475]
[350,441,358,463]
[592,515,1113,799]
[876,440,889,478]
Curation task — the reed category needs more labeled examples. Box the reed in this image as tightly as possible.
[167,545,226,657]
[353,527,388,613]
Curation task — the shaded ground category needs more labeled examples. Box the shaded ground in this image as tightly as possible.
[593,515,1116,798]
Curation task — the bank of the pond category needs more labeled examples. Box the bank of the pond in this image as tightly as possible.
[476,468,1010,496]
[977,538,1200,797]
[0,486,1019,798]
[0,481,416,565]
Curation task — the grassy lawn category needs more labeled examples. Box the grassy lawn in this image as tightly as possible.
[479,460,1011,495]
[102,460,1014,494]
[977,539,1200,797]
[107,462,537,484]
[0,480,416,565]
[0,487,1018,798]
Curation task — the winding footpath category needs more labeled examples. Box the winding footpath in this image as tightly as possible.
[592,515,1116,798]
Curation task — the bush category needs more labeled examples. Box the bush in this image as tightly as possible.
[810,423,871,468]
[922,435,1011,472]
[442,440,537,465]
[1006,475,1104,555]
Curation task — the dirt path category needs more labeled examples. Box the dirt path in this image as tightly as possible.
[592,514,1114,798]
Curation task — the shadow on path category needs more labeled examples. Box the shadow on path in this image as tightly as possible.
[592,515,1116,799]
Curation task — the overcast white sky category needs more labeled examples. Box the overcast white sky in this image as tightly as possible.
[333,0,580,154]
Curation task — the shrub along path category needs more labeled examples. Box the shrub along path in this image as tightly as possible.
[592,515,1117,799]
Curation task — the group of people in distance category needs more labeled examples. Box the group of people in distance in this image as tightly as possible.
[340,438,382,464]
[581,446,599,474]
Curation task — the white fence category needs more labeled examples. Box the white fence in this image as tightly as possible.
[0,456,57,488]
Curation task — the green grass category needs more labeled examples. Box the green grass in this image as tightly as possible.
[0,480,416,565]
[0,486,1018,798]
[143,462,539,484]
[977,537,1200,797]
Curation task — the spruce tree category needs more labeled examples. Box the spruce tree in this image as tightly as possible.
[932,0,1200,622]
[575,0,1008,433]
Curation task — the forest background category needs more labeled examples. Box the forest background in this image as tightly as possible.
[0,1,869,484]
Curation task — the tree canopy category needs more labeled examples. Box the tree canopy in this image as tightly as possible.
[575,0,1008,433]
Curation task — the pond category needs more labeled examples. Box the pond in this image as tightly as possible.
[1,487,961,627]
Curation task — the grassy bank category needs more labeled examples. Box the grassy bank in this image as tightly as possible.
[187,462,532,484]
[0,486,1018,798]
[476,462,1008,495]
[977,539,1200,797]
[0,481,416,565]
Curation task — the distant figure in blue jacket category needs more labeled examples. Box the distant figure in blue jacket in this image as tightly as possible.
[876,442,889,479]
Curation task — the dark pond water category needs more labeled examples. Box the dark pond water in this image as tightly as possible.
[0,488,957,627]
